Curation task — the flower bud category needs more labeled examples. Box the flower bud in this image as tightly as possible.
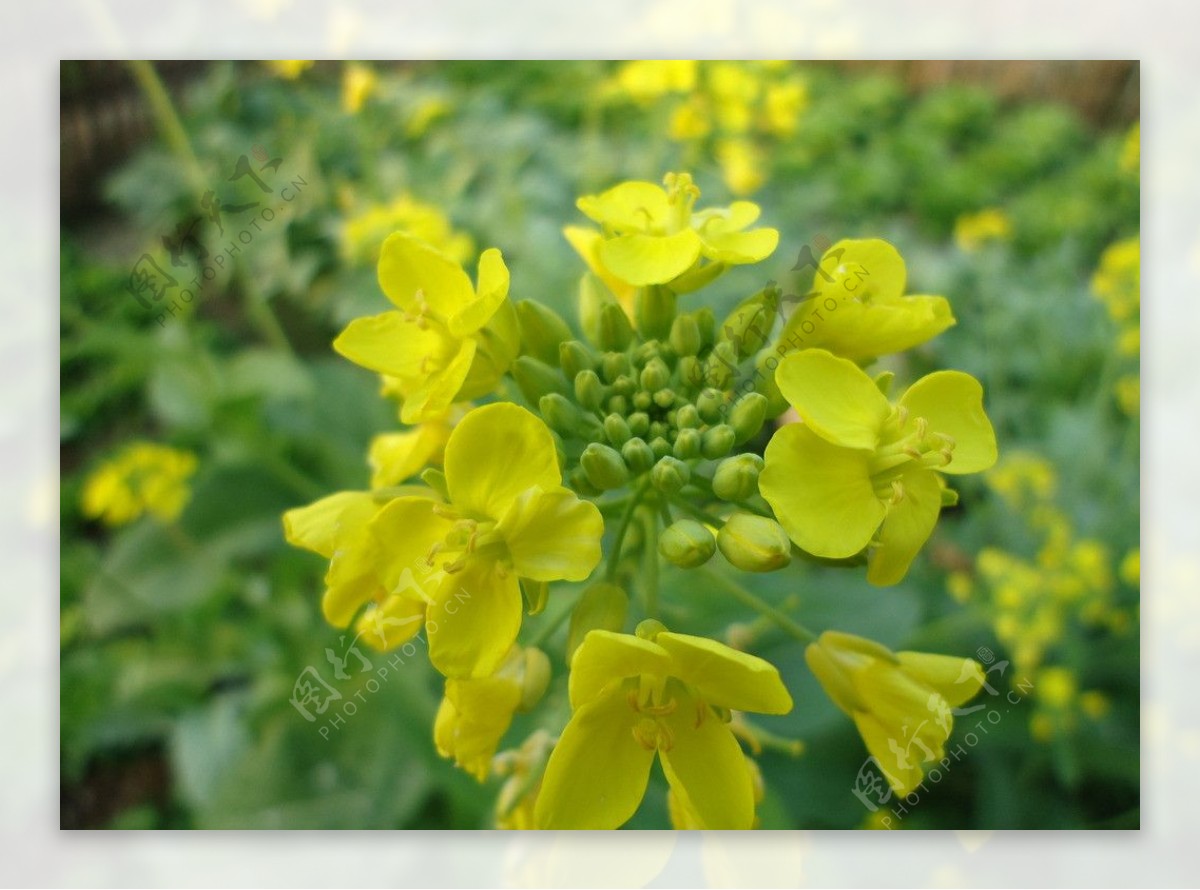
[521,578,550,615]
[720,284,781,359]
[601,351,632,383]
[693,306,716,350]
[669,314,703,357]
[696,387,726,424]
[673,427,701,460]
[635,617,668,641]
[651,456,690,493]
[621,437,655,474]
[729,392,768,444]
[653,388,678,409]
[705,340,739,388]
[603,413,632,446]
[627,412,651,438]
[636,284,677,340]
[511,355,569,405]
[640,357,671,392]
[559,339,595,381]
[677,355,703,391]
[701,424,737,460]
[598,301,635,351]
[540,393,585,438]
[649,437,673,462]
[633,339,661,368]
[612,374,637,398]
[753,348,790,418]
[518,647,552,711]
[574,369,607,412]
[516,299,573,366]
[717,513,792,572]
[712,453,763,501]
[580,442,630,490]
[632,390,653,412]
[649,420,670,441]
[675,404,701,429]
[566,582,629,663]
[578,272,617,348]
[568,465,600,497]
[659,519,716,568]
[606,394,629,417]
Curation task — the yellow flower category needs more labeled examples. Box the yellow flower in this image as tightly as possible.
[668,97,712,141]
[1119,548,1140,587]
[1091,237,1140,323]
[716,138,766,196]
[571,172,778,288]
[367,403,604,677]
[283,488,430,644]
[494,730,555,829]
[406,96,452,138]
[81,442,197,526]
[806,631,986,795]
[762,79,807,136]
[367,406,465,489]
[334,233,519,424]
[1115,373,1139,416]
[668,755,763,829]
[264,59,312,79]
[339,194,474,266]
[778,239,955,363]
[435,645,551,780]
[954,208,1012,252]
[613,60,697,102]
[986,451,1058,508]
[760,349,997,585]
[708,62,759,134]
[342,63,378,113]
[534,623,793,829]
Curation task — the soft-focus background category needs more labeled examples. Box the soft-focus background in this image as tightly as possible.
[59,60,1139,830]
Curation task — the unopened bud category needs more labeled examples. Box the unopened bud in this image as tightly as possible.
[559,339,595,381]
[729,392,769,444]
[621,437,655,474]
[598,302,635,351]
[519,647,552,710]
[669,314,702,357]
[640,357,671,392]
[717,513,792,572]
[603,413,632,446]
[676,404,701,429]
[578,272,617,348]
[651,456,690,493]
[581,442,630,490]
[659,519,717,569]
[701,424,737,460]
[627,412,651,438]
[601,351,632,383]
[635,284,677,340]
[696,388,726,424]
[712,453,763,501]
[673,427,701,460]
[516,299,573,366]
[575,369,606,412]
[511,355,569,405]
[566,583,629,663]
[540,393,585,438]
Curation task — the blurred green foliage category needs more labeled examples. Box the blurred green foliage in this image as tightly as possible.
[60,61,1138,829]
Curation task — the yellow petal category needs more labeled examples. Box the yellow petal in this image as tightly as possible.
[568,630,671,709]
[496,486,604,582]
[659,693,756,829]
[443,403,561,520]
[576,181,669,232]
[322,523,384,627]
[368,496,453,598]
[774,349,891,450]
[427,558,523,678]
[852,710,927,797]
[282,490,377,558]
[697,225,778,264]
[448,248,510,337]
[598,230,702,287]
[534,687,654,829]
[355,592,426,651]
[562,226,636,307]
[655,632,793,715]
[788,294,956,363]
[900,371,998,475]
[436,673,523,781]
[813,238,906,304]
[368,427,445,489]
[398,338,477,425]
[377,230,473,315]
[867,466,943,586]
[897,652,986,708]
[333,311,444,380]
[760,423,885,558]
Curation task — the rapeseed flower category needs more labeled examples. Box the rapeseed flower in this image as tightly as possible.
[81,442,197,526]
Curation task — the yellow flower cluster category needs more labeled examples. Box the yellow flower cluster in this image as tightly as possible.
[284,171,998,828]
[1091,237,1140,417]
[946,452,1136,741]
[339,194,474,267]
[605,61,808,195]
[81,442,197,527]
[953,208,1012,252]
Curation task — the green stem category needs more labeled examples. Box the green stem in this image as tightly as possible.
[606,480,649,582]
[668,494,728,528]
[701,568,816,644]
[643,504,659,619]
[126,60,204,195]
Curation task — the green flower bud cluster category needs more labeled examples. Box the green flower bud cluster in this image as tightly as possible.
[513,281,777,497]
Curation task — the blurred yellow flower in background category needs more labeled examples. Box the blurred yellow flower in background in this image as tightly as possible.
[342,62,378,113]
[339,194,474,266]
[81,442,197,526]
[264,59,313,79]
[954,208,1012,252]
